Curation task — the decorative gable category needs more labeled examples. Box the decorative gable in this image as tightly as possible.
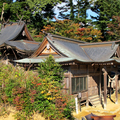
[39,43,58,56]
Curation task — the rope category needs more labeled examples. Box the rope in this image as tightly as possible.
[108,74,115,82]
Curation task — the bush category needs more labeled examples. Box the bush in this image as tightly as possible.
[0,56,74,120]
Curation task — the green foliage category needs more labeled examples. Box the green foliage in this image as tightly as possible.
[36,55,72,119]
[26,0,61,14]
[27,13,49,42]
[0,0,59,39]
[107,16,120,41]
[0,0,58,22]
[0,1,30,22]
[58,0,74,20]
[0,56,74,120]
[91,0,120,41]
[74,0,93,25]
[37,55,64,85]
[36,19,103,42]
[58,0,93,25]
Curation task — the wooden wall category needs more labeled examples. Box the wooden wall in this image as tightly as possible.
[62,64,100,100]
[62,63,120,102]
[88,75,99,96]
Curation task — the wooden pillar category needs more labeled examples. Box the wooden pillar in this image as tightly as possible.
[99,66,101,99]
[86,75,89,107]
[109,82,112,99]
[103,72,107,109]
[69,66,72,96]
[115,74,118,104]
[86,65,89,107]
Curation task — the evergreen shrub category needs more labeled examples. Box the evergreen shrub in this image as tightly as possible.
[0,55,74,120]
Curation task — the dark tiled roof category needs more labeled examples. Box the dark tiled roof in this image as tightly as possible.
[48,38,92,62]
[5,40,40,52]
[14,33,120,63]
[0,21,40,52]
[48,35,118,62]
[81,45,118,62]
[0,22,25,45]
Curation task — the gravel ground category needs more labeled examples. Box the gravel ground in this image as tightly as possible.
[73,93,120,120]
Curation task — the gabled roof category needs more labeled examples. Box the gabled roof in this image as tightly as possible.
[31,33,86,57]
[0,21,40,53]
[46,36,92,62]
[14,33,120,63]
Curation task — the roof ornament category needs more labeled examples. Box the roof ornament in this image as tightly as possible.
[22,30,25,36]
[47,43,50,50]
[16,14,24,25]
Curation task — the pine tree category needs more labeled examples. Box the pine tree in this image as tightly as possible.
[58,0,92,25]
[37,55,64,87]
[91,0,120,41]
[57,0,74,20]
[107,16,120,41]
[74,0,92,25]
[26,0,61,14]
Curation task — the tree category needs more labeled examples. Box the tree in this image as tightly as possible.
[0,0,60,42]
[107,16,120,41]
[0,1,13,22]
[91,0,120,41]
[58,0,93,24]
[0,0,60,22]
[0,59,73,120]
[76,26,102,42]
[0,0,31,23]
[37,55,74,119]
[74,0,92,25]
[58,0,74,20]
[26,0,61,15]
[35,19,103,42]
[37,55,64,87]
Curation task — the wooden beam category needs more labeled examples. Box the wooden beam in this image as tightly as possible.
[99,66,101,100]
[94,62,114,66]
[115,74,118,104]
[103,71,107,109]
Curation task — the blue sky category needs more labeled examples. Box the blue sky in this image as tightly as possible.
[87,9,97,19]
